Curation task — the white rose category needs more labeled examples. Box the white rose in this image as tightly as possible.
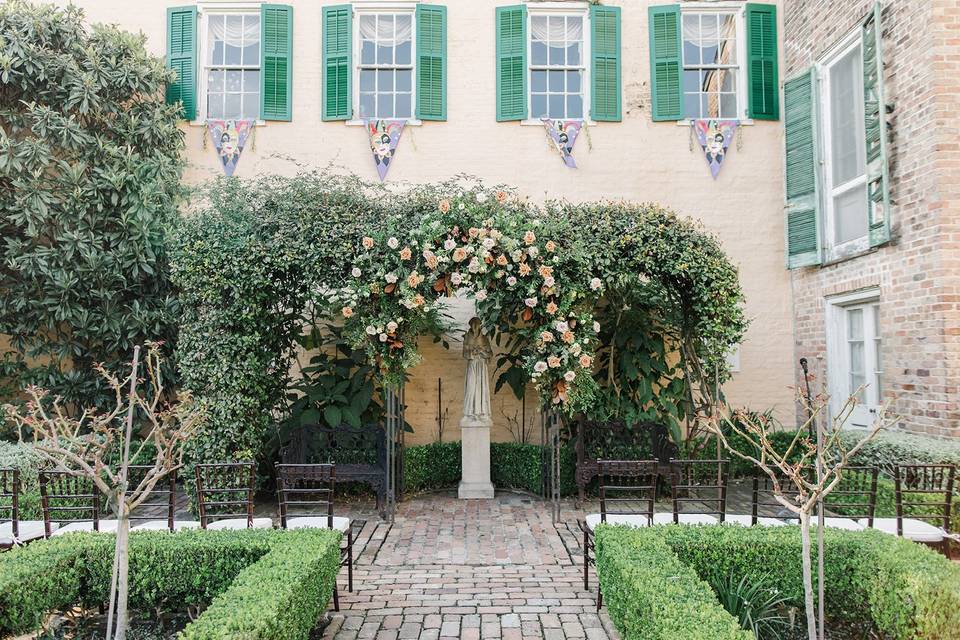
[564,370,576,382]
[458,202,466,210]
[544,276,555,287]
[379,333,388,342]
[365,325,377,335]
[475,290,488,302]
[511,250,523,263]
[468,257,481,273]
[385,273,398,284]
[491,229,503,240]
[451,272,463,285]
[482,237,496,250]
[507,276,517,286]
[590,277,602,291]
[525,297,538,308]
[593,321,601,333]
[475,192,488,203]
[444,238,457,251]
[352,267,362,278]
[555,321,569,333]
[387,237,399,249]
[387,321,398,333]
[528,246,539,258]
[571,343,582,356]
[534,361,548,373]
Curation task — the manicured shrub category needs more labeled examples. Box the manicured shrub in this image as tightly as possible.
[0,441,43,519]
[594,526,751,640]
[843,429,960,473]
[0,528,341,638]
[403,441,461,492]
[490,442,545,494]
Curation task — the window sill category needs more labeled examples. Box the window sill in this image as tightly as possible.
[674,118,755,126]
[821,237,875,266]
[188,119,267,127]
[519,118,596,127]
[345,119,423,126]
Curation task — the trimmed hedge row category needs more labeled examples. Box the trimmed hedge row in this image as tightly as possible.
[594,526,751,640]
[596,524,960,640]
[0,528,341,639]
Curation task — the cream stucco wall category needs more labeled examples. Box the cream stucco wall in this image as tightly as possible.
[57,0,796,444]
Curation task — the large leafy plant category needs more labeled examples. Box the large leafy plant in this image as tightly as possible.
[0,1,185,411]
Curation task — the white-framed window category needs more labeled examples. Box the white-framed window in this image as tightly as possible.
[529,12,585,120]
[197,5,262,121]
[819,34,869,255]
[681,6,745,120]
[826,290,882,428]
[357,11,414,119]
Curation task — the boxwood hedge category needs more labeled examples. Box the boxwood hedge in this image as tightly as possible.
[0,528,341,639]
[595,524,960,640]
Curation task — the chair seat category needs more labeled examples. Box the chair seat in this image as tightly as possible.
[652,512,719,526]
[131,520,202,533]
[205,517,273,531]
[284,516,351,532]
[0,520,54,544]
[51,520,119,536]
[863,517,946,542]
[723,514,792,527]
[815,517,864,531]
[585,513,651,530]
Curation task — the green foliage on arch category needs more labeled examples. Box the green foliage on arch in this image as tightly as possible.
[170,173,747,466]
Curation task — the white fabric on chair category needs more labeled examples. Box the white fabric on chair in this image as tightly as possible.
[652,512,719,526]
[131,520,202,533]
[862,517,946,542]
[814,517,864,531]
[52,520,120,536]
[205,517,273,531]
[284,516,351,532]
[0,520,53,544]
[585,513,651,530]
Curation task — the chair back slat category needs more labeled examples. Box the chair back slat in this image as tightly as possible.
[39,471,99,537]
[276,463,336,529]
[126,466,178,529]
[823,466,878,525]
[670,459,728,522]
[895,464,955,534]
[0,468,19,541]
[598,459,658,525]
[194,463,257,528]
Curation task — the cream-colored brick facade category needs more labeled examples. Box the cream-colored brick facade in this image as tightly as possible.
[53,0,795,445]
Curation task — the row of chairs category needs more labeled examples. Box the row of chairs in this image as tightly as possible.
[579,460,957,608]
[0,463,358,609]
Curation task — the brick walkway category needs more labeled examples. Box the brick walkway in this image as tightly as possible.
[322,491,618,640]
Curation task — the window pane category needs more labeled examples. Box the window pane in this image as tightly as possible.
[209,15,225,65]
[701,42,719,65]
[531,94,547,118]
[396,69,411,92]
[834,184,869,244]
[532,40,548,66]
[566,41,581,66]
[361,39,376,65]
[720,93,737,118]
[377,43,394,65]
[566,70,581,94]
[531,70,547,93]
[225,15,243,65]
[396,93,411,118]
[719,14,736,39]
[378,69,394,91]
[683,70,700,93]
[548,44,564,65]
[376,93,393,118]
[701,93,718,118]
[224,92,241,118]
[208,69,224,93]
[243,15,260,65]
[243,93,259,118]
[719,39,736,65]
[360,15,376,64]
[360,92,376,118]
[360,70,375,92]
[684,93,700,119]
[243,70,260,92]
[566,94,583,119]
[829,46,866,186]
[396,14,411,39]
[548,93,564,118]
[207,92,224,119]
[548,70,564,92]
[683,13,700,65]
[847,308,864,341]
[719,69,735,93]
[226,70,242,92]
[396,39,411,65]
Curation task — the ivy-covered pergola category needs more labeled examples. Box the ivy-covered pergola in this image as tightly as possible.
[171,173,748,515]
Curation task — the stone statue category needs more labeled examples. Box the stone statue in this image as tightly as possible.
[461,317,492,424]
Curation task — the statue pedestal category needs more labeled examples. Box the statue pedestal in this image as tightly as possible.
[458,417,495,499]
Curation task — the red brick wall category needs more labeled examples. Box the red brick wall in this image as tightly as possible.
[784,0,960,438]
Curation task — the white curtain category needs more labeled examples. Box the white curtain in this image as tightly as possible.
[530,15,582,43]
[359,14,413,45]
[207,14,260,63]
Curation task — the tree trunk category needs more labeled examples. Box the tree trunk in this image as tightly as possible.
[799,511,817,640]
[113,512,131,640]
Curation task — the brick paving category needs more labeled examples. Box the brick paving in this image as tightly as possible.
[322,491,619,640]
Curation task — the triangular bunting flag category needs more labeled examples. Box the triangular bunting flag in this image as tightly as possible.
[207,119,254,177]
[542,119,582,168]
[693,119,738,179]
[367,119,406,181]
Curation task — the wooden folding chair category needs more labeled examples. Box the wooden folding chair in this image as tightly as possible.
[868,464,956,559]
[128,467,199,532]
[1,468,55,547]
[658,459,727,525]
[40,470,117,537]
[195,462,272,530]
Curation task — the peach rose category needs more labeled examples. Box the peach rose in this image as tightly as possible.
[495,190,508,204]
[562,331,575,344]
[438,199,450,213]
[523,230,536,245]
[341,306,354,318]
[547,355,561,368]
[540,331,554,343]
[452,247,468,262]
[496,254,508,266]
[518,262,532,276]
[362,237,375,249]
[400,246,412,260]
[545,240,556,252]
[579,355,593,369]
[546,302,559,315]
[538,265,553,278]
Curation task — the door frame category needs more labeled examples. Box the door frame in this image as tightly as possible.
[825,287,881,427]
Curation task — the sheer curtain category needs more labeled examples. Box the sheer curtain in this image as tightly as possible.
[359,14,413,45]
[207,14,260,64]
[530,15,582,43]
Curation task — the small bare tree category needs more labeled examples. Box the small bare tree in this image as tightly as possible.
[3,343,204,640]
[707,391,896,640]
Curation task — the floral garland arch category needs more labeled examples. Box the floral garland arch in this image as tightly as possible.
[324,189,610,412]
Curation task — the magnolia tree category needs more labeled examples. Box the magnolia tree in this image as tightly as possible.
[3,344,204,640]
[708,393,896,640]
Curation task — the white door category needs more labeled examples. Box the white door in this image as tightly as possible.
[838,303,882,428]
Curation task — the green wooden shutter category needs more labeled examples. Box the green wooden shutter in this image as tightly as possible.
[261,4,293,121]
[862,2,891,247]
[746,3,779,120]
[784,69,821,269]
[323,5,352,121]
[648,4,682,121]
[590,5,621,121]
[416,4,446,121]
[496,5,527,122]
[166,6,197,121]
